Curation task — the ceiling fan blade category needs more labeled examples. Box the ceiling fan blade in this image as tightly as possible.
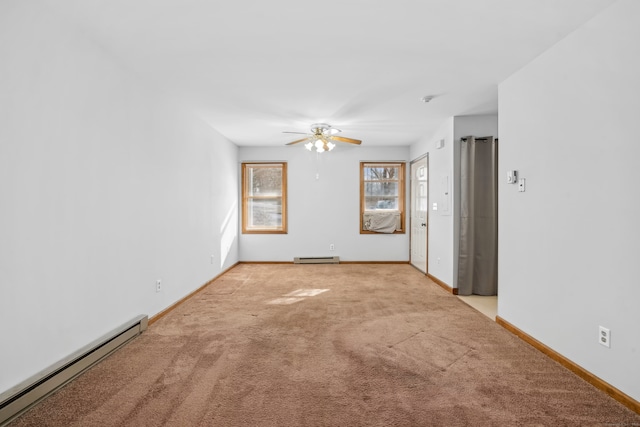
[285,137,310,146]
[329,135,362,145]
[282,131,309,135]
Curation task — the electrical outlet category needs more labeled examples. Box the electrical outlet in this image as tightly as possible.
[329,243,335,251]
[599,326,610,348]
[156,280,162,293]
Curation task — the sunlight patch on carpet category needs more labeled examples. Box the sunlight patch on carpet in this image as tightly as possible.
[267,289,330,305]
[267,297,306,305]
[284,289,330,297]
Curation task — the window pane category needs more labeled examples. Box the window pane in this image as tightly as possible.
[248,199,282,227]
[365,197,398,210]
[365,182,399,197]
[248,167,282,196]
[364,166,399,181]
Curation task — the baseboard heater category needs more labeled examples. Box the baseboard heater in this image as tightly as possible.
[294,256,340,264]
[0,314,148,426]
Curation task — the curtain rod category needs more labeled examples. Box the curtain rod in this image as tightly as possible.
[460,136,492,141]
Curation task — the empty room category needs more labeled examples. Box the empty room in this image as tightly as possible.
[1,0,639,425]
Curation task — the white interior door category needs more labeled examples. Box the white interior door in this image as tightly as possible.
[410,157,428,273]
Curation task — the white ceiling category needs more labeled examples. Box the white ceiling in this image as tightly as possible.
[45,0,614,147]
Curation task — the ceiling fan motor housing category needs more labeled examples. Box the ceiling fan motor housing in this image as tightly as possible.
[310,123,332,135]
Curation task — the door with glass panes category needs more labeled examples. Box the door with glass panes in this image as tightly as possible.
[410,156,428,272]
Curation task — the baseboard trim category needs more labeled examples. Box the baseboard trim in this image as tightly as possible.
[237,261,293,264]
[238,261,410,264]
[427,274,458,295]
[149,262,239,326]
[340,261,410,264]
[496,316,639,415]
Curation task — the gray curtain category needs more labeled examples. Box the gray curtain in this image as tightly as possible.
[457,136,498,296]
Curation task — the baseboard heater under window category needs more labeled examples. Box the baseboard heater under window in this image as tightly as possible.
[294,256,340,264]
[0,315,148,426]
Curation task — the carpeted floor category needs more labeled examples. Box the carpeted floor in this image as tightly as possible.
[10,264,640,426]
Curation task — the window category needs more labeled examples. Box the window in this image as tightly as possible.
[360,162,405,233]
[242,162,287,234]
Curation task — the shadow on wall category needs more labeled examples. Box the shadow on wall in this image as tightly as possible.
[220,201,238,268]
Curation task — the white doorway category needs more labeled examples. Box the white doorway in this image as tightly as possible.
[410,156,428,273]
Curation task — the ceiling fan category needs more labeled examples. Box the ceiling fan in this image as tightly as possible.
[284,123,362,152]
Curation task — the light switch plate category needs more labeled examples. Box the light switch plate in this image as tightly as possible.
[518,178,526,192]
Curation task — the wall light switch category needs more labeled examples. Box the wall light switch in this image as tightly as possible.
[518,178,526,192]
[507,170,518,184]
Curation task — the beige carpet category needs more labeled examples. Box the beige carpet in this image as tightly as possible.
[10,264,640,426]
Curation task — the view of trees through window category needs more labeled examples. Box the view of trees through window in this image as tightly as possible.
[242,163,287,233]
[363,164,401,210]
[360,162,405,233]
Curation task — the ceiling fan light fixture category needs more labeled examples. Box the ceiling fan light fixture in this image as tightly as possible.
[284,123,361,152]
[303,138,335,153]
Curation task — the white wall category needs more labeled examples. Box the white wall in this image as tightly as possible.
[409,115,498,288]
[0,2,239,394]
[239,145,410,261]
[411,118,455,285]
[499,0,640,401]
